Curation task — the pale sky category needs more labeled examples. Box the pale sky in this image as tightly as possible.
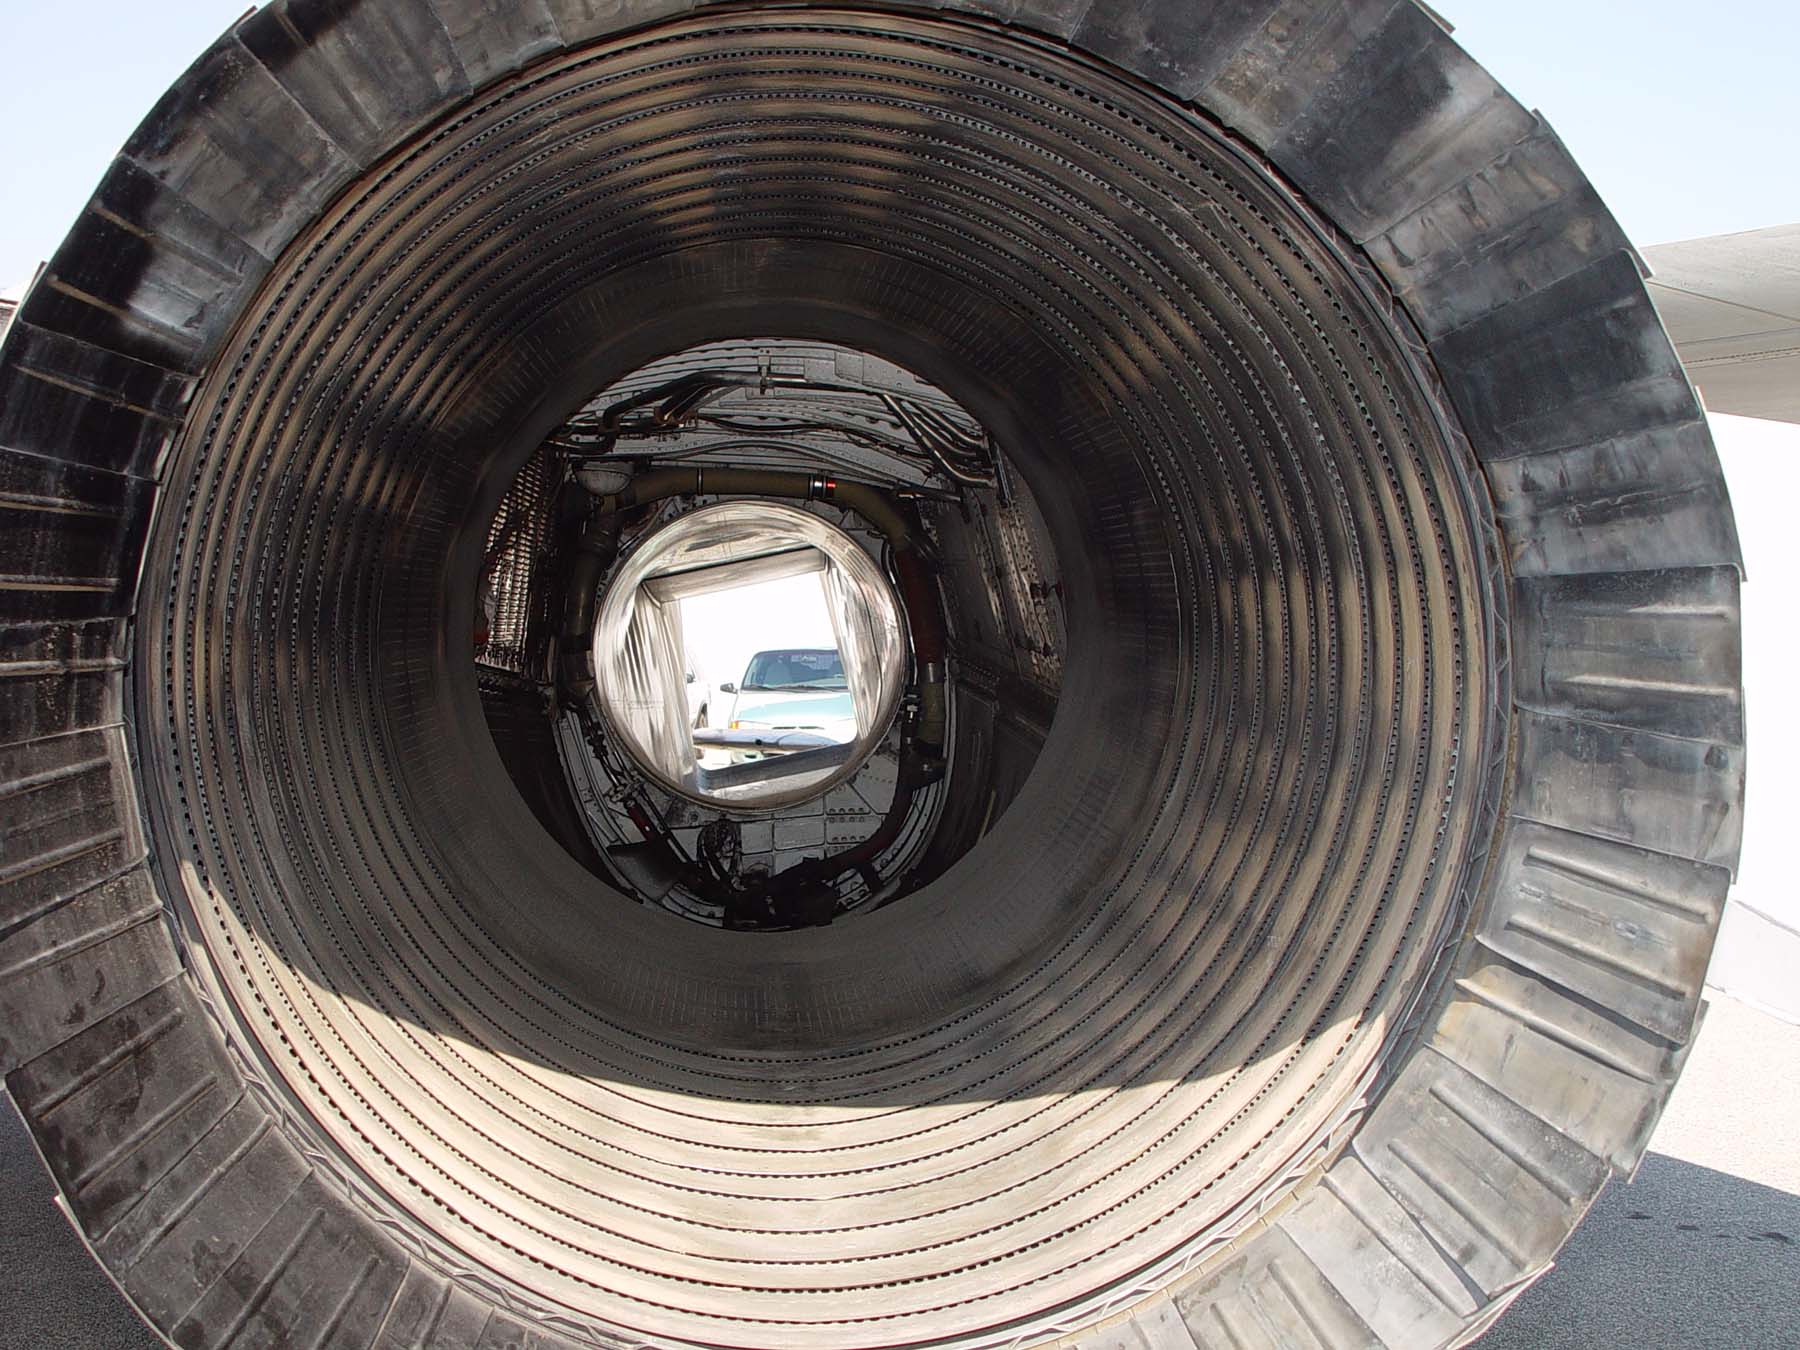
[1701,414,1795,930]
[1436,0,1799,246]
[2,0,1796,283]
[2,1,1794,932]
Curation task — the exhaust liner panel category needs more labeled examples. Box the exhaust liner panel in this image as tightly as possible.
[0,3,1741,1349]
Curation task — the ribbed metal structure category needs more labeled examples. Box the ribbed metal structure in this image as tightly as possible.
[0,4,1743,1349]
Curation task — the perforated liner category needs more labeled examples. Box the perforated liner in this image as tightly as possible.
[136,13,1505,1349]
[475,445,552,678]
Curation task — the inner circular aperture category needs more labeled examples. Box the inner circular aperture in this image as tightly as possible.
[479,335,1049,928]
[592,501,907,808]
[137,12,1501,1348]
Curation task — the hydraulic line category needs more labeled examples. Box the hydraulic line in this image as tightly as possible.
[556,504,624,701]
[602,467,912,548]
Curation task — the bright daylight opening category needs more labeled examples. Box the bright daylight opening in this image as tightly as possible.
[591,500,906,810]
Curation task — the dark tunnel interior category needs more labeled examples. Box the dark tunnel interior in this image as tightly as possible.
[0,5,1744,1349]
[128,15,1501,1341]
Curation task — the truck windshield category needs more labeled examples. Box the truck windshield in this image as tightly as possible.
[740,648,848,690]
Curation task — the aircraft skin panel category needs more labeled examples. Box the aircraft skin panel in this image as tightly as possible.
[1645,223,1800,424]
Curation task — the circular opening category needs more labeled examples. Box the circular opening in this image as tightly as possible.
[130,12,1507,1348]
[469,336,1061,929]
[593,501,907,809]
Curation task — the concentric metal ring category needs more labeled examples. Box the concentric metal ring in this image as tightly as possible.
[134,13,1498,1346]
[0,4,1741,1349]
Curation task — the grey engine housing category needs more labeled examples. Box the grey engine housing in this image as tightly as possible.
[0,3,1743,1348]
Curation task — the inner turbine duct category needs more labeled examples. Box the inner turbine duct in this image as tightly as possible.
[131,17,1500,1342]
[0,5,1743,1350]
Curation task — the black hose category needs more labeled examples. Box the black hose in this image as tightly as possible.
[556,508,623,700]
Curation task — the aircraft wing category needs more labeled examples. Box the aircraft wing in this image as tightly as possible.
[1645,223,1800,424]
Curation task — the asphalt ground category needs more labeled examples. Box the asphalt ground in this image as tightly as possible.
[4,993,1795,1349]
[1473,992,1800,1349]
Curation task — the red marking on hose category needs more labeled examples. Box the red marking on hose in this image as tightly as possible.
[895,549,945,664]
[625,802,655,839]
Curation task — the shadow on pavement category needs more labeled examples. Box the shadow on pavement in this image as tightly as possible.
[2,1092,161,1350]
[1477,1152,1800,1348]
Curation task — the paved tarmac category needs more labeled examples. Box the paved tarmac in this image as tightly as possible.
[1474,992,1800,1349]
[4,993,1795,1348]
